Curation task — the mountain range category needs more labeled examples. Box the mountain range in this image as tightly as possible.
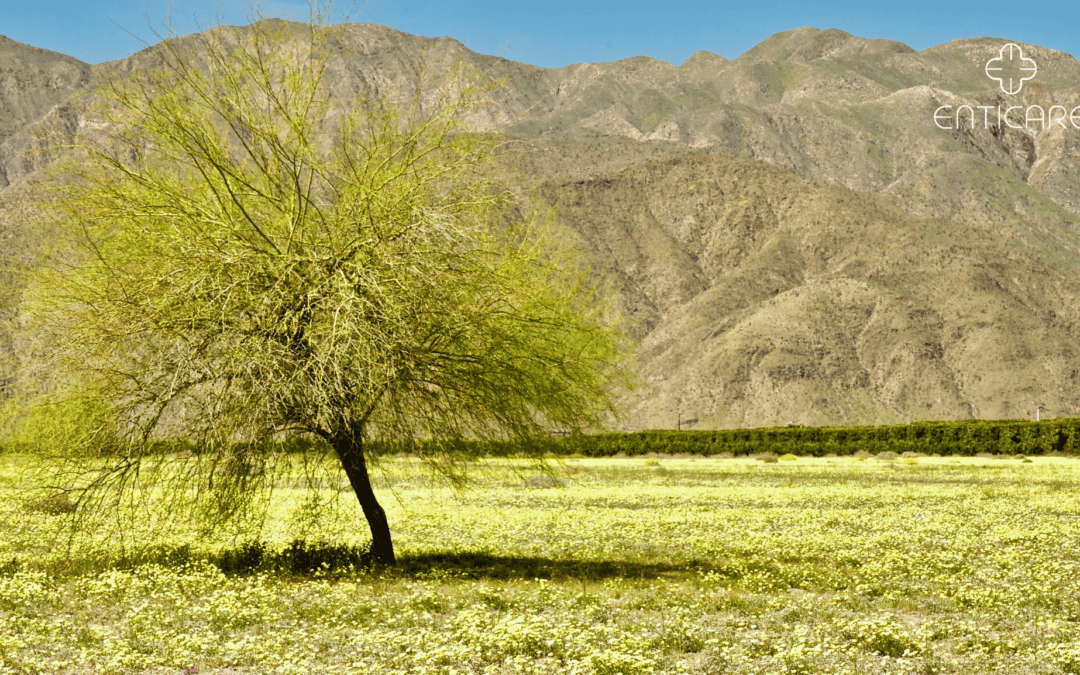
[2,21,1080,429]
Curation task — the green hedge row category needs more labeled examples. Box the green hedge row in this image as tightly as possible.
[372,418,1080,459]
[549,418,1080,458]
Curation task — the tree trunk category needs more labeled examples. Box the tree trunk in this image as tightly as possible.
[333,432,396,565]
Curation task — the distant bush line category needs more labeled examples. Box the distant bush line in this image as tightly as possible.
[5,418,1080,458]
[547,419,1080,458]
[375,418,1080,459]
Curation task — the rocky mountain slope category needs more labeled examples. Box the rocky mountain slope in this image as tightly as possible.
[2,22,1080,428]
[0,36,91,188]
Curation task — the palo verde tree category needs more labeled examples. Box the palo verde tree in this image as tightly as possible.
[21,9,627,564]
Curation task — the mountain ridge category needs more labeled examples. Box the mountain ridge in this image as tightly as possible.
[2,21,1080,428]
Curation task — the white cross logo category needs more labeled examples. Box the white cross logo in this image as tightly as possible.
[985,43,1037,95]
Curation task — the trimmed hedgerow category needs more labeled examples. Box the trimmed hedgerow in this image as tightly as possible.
[364,418,1080,459]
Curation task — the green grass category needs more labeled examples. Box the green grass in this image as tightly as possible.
[3,453,1080,673]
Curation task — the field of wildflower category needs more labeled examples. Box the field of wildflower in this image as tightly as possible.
[2,451,1080,674]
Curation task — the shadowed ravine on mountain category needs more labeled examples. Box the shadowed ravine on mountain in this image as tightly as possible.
[2,22,1080,428]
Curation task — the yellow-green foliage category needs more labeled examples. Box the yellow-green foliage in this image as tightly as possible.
[16,14,629,566]
[2,390,117,455]
[3,454,1080,673]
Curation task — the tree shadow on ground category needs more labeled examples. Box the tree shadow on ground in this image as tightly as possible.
[394,551,715,581]
[208,543,732,580]
[159,542,751,580]
[8,540,855,583]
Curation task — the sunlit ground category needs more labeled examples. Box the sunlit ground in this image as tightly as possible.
[2,453,1079,674]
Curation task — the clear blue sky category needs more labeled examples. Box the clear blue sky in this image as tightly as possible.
[4,0,1078,68]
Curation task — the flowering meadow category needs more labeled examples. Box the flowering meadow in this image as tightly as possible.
[2,452,1080,674]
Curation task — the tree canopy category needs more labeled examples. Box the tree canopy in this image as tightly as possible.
[18,11,629,564]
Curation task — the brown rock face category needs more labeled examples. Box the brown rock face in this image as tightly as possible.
[529,150,1080,428]
[0,35,91,187]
